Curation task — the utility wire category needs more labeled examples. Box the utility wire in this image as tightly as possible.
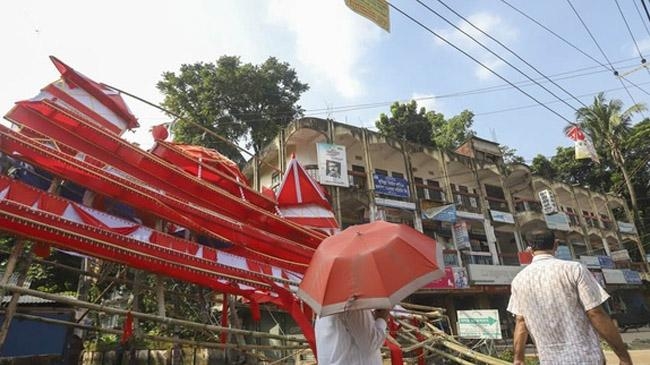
[387,2,575,125]
[499,0,611,70]
[614,0,646,61]
[631,0,650,78]
[566,0,617,73]
[475,80,650,116]
[415,0,580,114]
[566,0,647,117]
[432,0,588,110]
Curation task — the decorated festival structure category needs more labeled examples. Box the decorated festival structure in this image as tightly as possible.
[0,57,508,365]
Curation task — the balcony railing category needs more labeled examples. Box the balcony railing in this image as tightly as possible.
[415,182,446,203]
[453,191,481,214]
[514,198,542,213]
[583,215,600,229]
[462,251,493,265]
[486,196,508,211]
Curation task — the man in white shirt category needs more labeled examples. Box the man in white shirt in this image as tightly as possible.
[315,308,389,365]
[507,229,632,365]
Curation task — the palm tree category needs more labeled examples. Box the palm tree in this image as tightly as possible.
[567,92,646,223]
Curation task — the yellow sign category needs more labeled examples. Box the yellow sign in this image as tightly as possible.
[345,0,390,32]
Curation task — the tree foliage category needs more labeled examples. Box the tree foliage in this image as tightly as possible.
[157,56,309,164]
[375,100,475,149]
[567,92,646,217]
[530,147,613,193]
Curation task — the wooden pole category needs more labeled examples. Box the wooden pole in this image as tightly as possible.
[0,240,25,297]
[0,284,307,344]
[0,246,31,349]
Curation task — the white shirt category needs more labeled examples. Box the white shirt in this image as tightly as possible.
[508,254,610,365]
[315,310,387,365]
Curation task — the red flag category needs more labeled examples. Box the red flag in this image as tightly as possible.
[120,312,134,344]
[565,125,585,141]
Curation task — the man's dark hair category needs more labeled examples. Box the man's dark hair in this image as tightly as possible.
[526,229,556,251]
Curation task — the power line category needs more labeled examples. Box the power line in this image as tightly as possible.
[566,0,647,117]
[614,0,646,61]
[566,0,617,73]
[475,80,650,116]
[387,2,575,124]
[431,0,589,111]
[498,0,610,70]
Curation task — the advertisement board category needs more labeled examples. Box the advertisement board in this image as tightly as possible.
[457,310,502,339]
[453,221,470,250]
[316,143,349,187]
[373,173,409,198]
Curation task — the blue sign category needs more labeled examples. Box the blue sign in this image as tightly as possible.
[598,255,616,269]
[374,173,410,198]
[623,269,642,285]
[422,204,457,222]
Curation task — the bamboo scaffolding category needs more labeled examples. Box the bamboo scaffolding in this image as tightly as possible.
[0,284,308,344]
[395,316,511,365]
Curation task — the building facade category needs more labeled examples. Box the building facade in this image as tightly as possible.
[247,117,648,336]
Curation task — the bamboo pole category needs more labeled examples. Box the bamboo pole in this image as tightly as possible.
[0,284,308,344]
[0,240,25,296]
[0,246,31,349]
[11,313,309,351]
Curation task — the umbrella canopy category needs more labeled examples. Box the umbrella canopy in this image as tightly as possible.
[297,221,443,316]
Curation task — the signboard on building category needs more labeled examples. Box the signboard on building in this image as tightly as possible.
[466,264,523,285]
[538,189,558,215]
[598,256,616,269]
[374,197,415,210]
[373,173,409,198]
[580,256,601,269]
[623,269,642,285]
[453,221,471,250]
[316,143,349,187]
[457,310,502,339]
[611,249,631,262]
[423,266,469,289]
[544,212,571,231]
[602,269,626,284]
[422,204,457,222]
[456,210,484,221]
[490,210,514,224]
[617,221,638,234]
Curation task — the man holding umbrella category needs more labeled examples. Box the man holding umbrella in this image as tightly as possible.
[315,308,390,364]
[297,221,443,365]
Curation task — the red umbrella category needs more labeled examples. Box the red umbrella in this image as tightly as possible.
[297,221,443,316]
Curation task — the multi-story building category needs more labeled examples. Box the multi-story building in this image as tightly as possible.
[247,117,648,336]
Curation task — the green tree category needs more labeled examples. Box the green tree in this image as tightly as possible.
[375,101,475,149]
[567,93,647,222]
[157,56,309,164]
[376,101,434,146]
[431,109,475,150]
[543,147,613,193]
[530,154,556,180]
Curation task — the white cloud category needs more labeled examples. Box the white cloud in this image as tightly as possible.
[435,12,518,80]
[266,0,383,99]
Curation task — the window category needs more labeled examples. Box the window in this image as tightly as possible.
[350,165,367,189]
[374,168,388,176]
[392,172,404,179]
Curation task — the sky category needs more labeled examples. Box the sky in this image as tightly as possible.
[2,0,650,163]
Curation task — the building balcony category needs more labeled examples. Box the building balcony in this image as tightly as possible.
[453,191,481,214]
[513,198,544,223]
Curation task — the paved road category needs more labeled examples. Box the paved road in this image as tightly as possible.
[603,326,650,363]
